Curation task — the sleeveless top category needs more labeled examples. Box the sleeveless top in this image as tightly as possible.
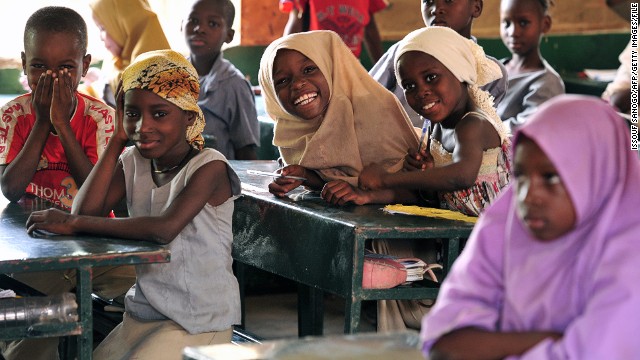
[121,146,241,333]
[430,110,511,217]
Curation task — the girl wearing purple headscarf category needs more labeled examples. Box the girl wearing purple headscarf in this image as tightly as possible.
[421,94,640,359]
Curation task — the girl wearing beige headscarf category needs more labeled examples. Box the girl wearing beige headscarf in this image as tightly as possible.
[90,0,171,103]
[259,30,420,205]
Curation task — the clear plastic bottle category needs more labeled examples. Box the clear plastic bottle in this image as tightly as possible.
[0,292,78,327]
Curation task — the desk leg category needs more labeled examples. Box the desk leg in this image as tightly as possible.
[297,285,323,337]
[77,266,93,360]
[344,298,361,334]
[442,237,461,279]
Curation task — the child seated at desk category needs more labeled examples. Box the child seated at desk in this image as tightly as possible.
[27,49,241,359]
[258,30,420,205]
[497,0,564,132]
[358,26,512,332]
[421,95,640,359]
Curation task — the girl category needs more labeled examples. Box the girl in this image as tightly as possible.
[26,49,241,359]
[360,26,511,218]
[422,95,640,359]
[497,0,564,131]
[258,30,420,205]
[90,0,171,106]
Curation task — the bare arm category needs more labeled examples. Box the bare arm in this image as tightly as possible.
[283,9,303,35]
[363,13,384,63]
[430,327,562,360]
[321,180,418,205]
[360,116,496,192]
[28,160,232,244]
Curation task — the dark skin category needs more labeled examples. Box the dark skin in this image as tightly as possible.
[182,0,257,160]
[26,87,233,245]
[1,31,92,202]
[430,327,562,360]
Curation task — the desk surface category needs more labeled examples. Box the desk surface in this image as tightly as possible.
[0,196,169,274]
[231,160,475,238]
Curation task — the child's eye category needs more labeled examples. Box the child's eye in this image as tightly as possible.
[124,111,139,119]
[402,82,416,92]
[274,77,289,88]
[31,64,46,69]
[502,20,511,28]
[303,66,317,74]
[543,173,561,185]
[519,20,530,27]
[425,74,437,83]
[60,65,74,70]
[153,111,168,118]
[208,21,221,28]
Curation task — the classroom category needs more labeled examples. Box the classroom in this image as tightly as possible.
[0,0,638,359]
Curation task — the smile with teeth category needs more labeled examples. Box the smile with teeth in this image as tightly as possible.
[294,92,318,106]
[423,101,436,111]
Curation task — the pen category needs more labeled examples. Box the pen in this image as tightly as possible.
[417,118,431,153]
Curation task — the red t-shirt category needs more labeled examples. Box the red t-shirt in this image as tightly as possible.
[300,0,387,57]
[0,93,114,208]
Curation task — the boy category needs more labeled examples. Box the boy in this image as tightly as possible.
[0,7,113,209]
[0,7,128,360]
[183,0,260,160]
[369,0,508,126]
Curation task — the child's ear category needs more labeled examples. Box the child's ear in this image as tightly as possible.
[185,111,197,125]
[542,15,552,34]
[471,0,483,19]
[81,54,92,77]
[21,52,26,75]
[225,28,235,44]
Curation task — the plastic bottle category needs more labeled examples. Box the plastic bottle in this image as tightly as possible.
[0,292,78,327]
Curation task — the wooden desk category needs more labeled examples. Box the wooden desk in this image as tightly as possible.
[184,331,423,360]
[229,161,474,336]
[0,195,170,359]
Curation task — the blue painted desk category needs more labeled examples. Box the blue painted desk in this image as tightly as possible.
[229,161,475,336]
[0,195,170,359]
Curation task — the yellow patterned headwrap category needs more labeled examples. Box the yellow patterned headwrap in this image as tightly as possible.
[121,49,205,148]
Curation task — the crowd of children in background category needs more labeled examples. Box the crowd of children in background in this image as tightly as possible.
[0,0,636,358]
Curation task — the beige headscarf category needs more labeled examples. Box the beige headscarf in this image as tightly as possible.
[258,30,419,186]
[394,27,508,140]
[122,49,205,148]
[90,0,171,91]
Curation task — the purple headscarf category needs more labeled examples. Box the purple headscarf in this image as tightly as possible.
[421,95,640,359]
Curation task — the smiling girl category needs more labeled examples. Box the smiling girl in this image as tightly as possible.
[26,49,241,358]
[360,26,511,217]
[258,30,420,205]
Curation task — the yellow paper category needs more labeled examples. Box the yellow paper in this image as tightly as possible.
[383,204,478,223]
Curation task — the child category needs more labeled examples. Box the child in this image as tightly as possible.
[0,6,113,209]
[497,0,564,132]
[258,30,420,205]
[183,0,260,160]
[421,95,640,359]
[283,0,387,63]
[369,0,508,127]
[89,0,171,106]
[0,7,121,360]
[359,26,511,332]
[26,50,241,359]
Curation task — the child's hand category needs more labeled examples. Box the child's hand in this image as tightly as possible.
[31,70,54,125]
[404,149,435,171]
[50,69,76,130]
[267,165,306,197]
[358,163,387,190]
[113,81,129,143]
[26,208,76,236]
[321,180,371,206]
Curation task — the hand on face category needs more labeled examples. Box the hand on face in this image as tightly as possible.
[268,164,307,197]
[31,70,54,126]
[50,69,77,130]
[26,208,76,236]
[113,82,129,144]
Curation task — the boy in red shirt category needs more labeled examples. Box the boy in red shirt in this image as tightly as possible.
[0,7,114,210]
